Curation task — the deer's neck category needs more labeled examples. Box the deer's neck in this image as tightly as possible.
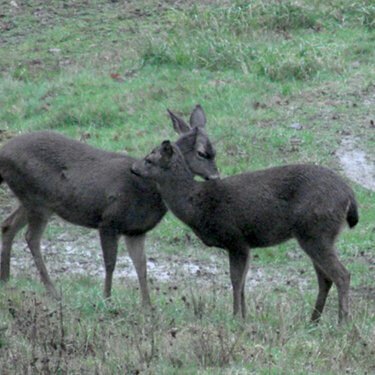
[157,163,200,226]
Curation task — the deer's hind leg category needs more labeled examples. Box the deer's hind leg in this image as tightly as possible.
[25,210,58,299]
[297,235,350,324]
[310,263,333,323]
[1,204,28,282]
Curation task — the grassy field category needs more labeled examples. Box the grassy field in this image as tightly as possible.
[0,0,375,373]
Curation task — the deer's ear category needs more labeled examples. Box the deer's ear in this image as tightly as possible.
[167,109,191,134]
[190,104,206,129]
[161,140,174,159]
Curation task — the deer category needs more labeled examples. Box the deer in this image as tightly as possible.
[131,140,359,323]
[0,105,219,303]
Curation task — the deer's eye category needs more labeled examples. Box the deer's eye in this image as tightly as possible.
[197,151,207,159]
[145,159,152,165]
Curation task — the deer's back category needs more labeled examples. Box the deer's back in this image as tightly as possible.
[0,131,166,234]
[193,164,355,248]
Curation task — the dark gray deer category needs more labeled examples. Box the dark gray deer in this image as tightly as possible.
[0,105,219,302]
[131,140,359,323]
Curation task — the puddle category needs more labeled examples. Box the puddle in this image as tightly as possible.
[336,138,375,192]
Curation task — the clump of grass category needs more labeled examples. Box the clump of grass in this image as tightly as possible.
[327,0,375,30]
[256,41,328,81]
[352,2,375,30]
[230,0,319,31]
[139,1,318,71]
[139,30,253,70]
[136,1,346,80]
[180,1,319,34]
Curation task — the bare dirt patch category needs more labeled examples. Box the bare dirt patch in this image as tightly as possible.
[337,137,375,192]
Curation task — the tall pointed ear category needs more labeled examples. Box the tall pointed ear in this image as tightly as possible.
[167,109,191,134]
[160,140,174,159]
[190,104,206,129]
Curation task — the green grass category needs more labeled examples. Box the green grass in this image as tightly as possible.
[1,274,373,374]
[1,0,375,373]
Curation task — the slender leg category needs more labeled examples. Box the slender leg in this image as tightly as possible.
[125,234,151,306]
[99,228,119,299]
[311,263,333,323]
[241,282,247,320]
[297,237,350,323]
[25,213,59,299]
[1,205,28,282]
[228,246,250,319]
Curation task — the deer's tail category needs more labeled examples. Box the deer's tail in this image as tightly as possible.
[347,195,359,228]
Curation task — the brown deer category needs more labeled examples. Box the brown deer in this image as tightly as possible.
[0,105,219,302]
[131,140,359,323]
